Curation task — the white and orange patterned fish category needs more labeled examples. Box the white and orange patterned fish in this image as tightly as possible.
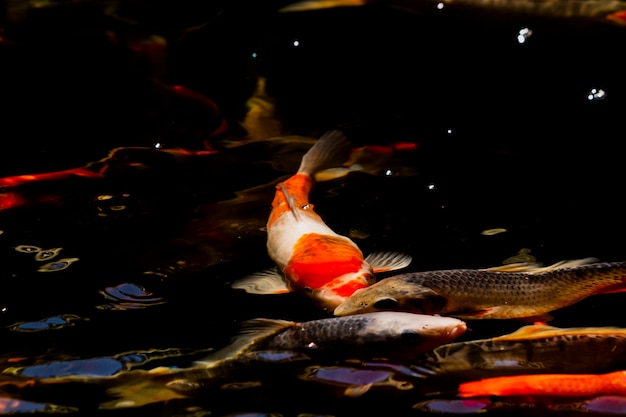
[232,130,412,312]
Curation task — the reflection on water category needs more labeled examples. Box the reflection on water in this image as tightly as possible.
[1,1,626,416]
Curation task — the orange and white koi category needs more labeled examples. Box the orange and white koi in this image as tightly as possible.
[231,130,412,312]
[458,370,626,398]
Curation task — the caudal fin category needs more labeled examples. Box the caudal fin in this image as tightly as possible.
[297,130,352,176]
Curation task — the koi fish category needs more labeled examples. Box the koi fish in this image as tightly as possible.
[334,258,626,319]
[195,311,467,367]
[414,324,626,379]
[458,370,626,398]
[231,130,412,312]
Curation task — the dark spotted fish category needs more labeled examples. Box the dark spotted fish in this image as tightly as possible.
[334,258,626,319]
[414,324,626,379]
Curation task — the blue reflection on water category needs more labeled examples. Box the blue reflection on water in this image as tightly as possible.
[9,314,85,332]
[20,357,124,378]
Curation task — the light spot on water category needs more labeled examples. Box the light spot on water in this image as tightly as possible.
[517,27,532,44]
[587,87,606,101]
[292,39,300,47]
[436,2,445,10]
[15,245,42,253]
[427,183,437,191]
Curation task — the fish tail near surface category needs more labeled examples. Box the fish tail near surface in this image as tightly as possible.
[297,130,353,176]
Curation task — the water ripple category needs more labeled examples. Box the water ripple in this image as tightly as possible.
[97,283,165,310]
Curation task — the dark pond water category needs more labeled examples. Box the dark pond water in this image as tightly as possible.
[2,1,626,415]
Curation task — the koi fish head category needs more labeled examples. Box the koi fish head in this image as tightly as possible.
[296,263,377,313]
[333,277,447,316]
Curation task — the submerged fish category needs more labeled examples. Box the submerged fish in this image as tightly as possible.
[335,258,626,319]
[24,313,464,410]
[414,324,626,379]
[231,130,412,312]
[279,0,626,25]
[195,311,467,366]
[458,370,626,398]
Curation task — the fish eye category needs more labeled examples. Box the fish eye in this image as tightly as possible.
[372,297,399,310]
[304,286,313,293]
[400,329,422,344]
[410,295,447,314]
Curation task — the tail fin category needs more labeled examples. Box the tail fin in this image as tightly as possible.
[297,130,352,176]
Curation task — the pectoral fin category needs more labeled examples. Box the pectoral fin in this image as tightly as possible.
[365,251,412,273]
[230,268,292,295]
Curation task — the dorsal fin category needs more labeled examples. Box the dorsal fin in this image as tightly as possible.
[365,251,413,273]
[194,318,296,367]
[279,182,302,221]
[297,130,352,176]
[481,257,599,274]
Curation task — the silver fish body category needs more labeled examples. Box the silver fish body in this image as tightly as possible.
[196,312,467,367]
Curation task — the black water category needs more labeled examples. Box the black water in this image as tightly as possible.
[2,1,626,415]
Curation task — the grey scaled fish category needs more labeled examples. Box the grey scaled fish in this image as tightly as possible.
[413,324,626,379]
[334,258,626,320]
[195,311,467,367]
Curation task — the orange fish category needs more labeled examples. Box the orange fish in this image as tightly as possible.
[231,130,412,312]
[458,370,626,398]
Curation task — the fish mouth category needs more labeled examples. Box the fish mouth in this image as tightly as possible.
[447,322,468,339]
